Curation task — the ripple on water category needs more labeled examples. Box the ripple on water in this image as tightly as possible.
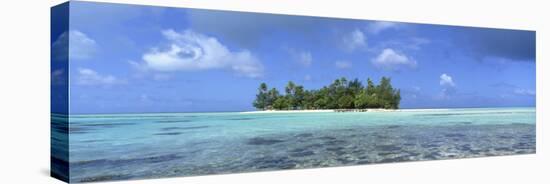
[69,119,536,181]
[252,156,297,169]
[73,154,184,168]
[294,133,314,138]
[154,132,184,136]
[387,125,401,129]
[290,150,315,157]
[375,145,402,152]
[379,156,410,163]
[423,152,442,160]
[421,143,440,148]
[246,137,285,145]
[444,133,466,138]
[155,120,192,123]
[69,126,94,134]
[160,126,209,131]
[458,144,472,151]
[326,147,345,152]
[318,136,336,140]
[80,122,137,128]
[513,142,532,149]
[79,174,132,183]
[494,147,513,152]
[227,117,256,121]
[325,139,347,146]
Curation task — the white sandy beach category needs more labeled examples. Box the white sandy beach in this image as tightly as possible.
[239,108,459,114]
[240,109,334,114]
[240,109,401,114]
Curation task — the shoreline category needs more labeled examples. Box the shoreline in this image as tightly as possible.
[240,108,400,114]
[239,107,536,114]
[67,107,535,116]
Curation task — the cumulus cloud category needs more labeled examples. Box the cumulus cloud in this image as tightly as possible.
[379,37,431,51]
[439,73,456,87]
[76,68,125,86]
[438,73,457,99]
[52,30,97,61]
[52,33,69,61]
[342,29,366,51]
[141,29,264,78]
[51,69,66,86]
[367,21,400,34]
[372,48,417,71]
[335,60,352,69]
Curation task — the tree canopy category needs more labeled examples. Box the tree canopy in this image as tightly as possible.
[253,77,401,110]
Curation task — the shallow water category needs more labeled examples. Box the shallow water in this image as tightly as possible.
[54,107,535,182]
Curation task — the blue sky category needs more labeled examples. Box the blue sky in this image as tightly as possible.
[53,1,536,114]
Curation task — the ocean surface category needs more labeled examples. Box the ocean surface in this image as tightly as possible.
[52,107,536,182]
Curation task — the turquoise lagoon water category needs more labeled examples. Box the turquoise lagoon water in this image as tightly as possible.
[54,107,536,182]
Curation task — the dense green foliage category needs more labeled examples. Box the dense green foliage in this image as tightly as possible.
[253,77,401,110]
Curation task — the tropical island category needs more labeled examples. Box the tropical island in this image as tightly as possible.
[253,77,401,111]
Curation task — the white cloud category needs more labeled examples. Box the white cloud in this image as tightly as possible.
[372,48,417,71]
[76,68,125,86]
[379,37,431,51]
[367,21,400,34]
[52,33,69,61]
[335,60,352,69]
[514,89,535,96]
[51,69,66,86]
[52,30,97,61]
[439,73,456,87]
[437,73,457,99]
[342,29,366,51]
[128,60,148,72]
[141,29,264,78]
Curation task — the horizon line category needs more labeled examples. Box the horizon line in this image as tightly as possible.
[62,106,536,116]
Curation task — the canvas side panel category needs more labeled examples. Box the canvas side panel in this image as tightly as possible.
[51,2,70,183]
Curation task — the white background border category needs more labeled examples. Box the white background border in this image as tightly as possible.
[0,0,547,183]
